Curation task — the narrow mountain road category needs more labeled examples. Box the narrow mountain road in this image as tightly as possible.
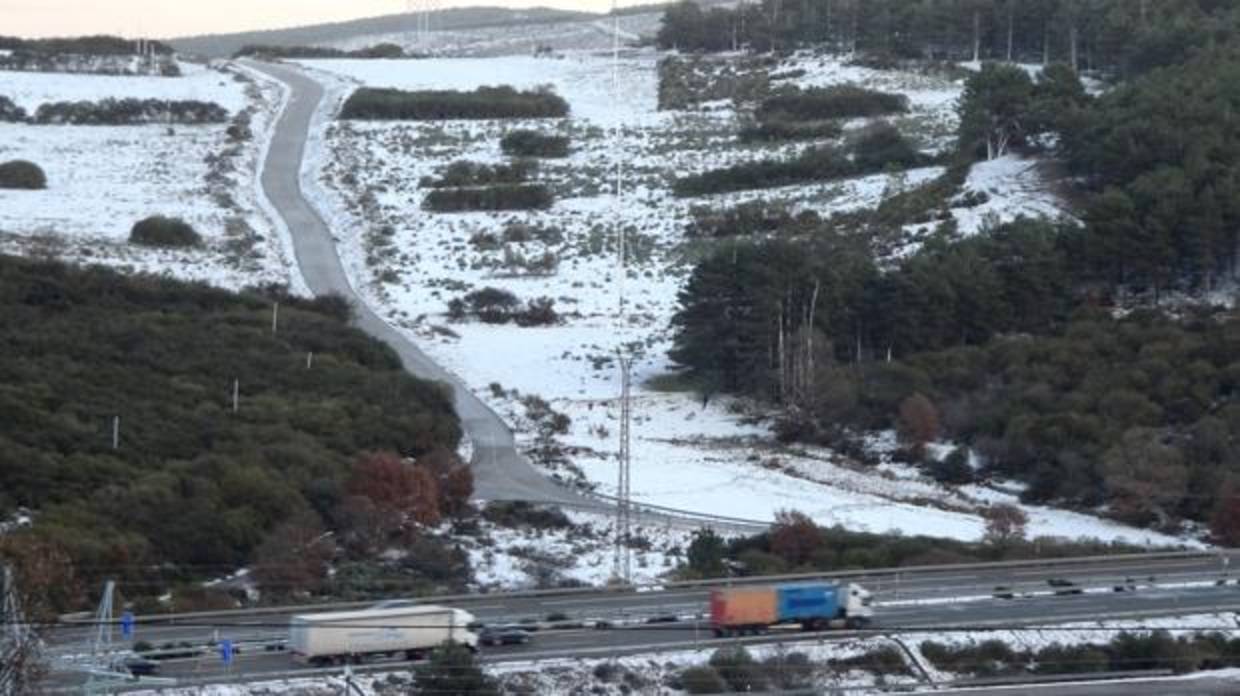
[247,59,587,506]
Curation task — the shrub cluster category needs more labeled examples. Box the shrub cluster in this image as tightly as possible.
[679,647,816,694]
[32,98,227,125]
[738,118,842,143]
[341,86,569,121]
[686,202,814,239]
[423,184,554,212]
[676,123,922,197]
[446,288,559,326]
[420,160,536,189]
[481,502,572,530]
[129,216,202,248]
[757,86,909,121]
[0,96,27,122]
[500,129,570,158]
[0,160,47,190]
[922,631,1240,678]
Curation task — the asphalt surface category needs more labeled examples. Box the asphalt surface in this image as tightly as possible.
[245,59,586,507]
[45,551,1240,691]
[59,582,1240,691]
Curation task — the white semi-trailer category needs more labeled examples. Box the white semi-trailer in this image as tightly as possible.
[289,605,478,665]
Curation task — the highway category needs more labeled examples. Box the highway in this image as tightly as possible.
[44,551,1240,691]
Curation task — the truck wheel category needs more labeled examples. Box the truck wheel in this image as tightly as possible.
[712,628,724,638]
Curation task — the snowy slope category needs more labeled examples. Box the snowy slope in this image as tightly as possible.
[292,49,1150,546]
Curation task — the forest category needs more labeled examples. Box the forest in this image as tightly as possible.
[658,0,1232,78]
[668,0,1240,537]
[0,256,464,608]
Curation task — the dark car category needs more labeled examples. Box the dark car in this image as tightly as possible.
[1047,578,1083,596]
[113,656,160,677]
[478,626,531,646]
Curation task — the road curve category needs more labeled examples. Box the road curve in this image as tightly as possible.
[246,59,587,506]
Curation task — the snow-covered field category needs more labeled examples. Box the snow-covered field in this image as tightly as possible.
[0,61,250,114]
[0,61,300,291]
[288,48,1151,548]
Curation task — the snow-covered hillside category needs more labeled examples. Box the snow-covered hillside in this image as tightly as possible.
[291,48,1159,547]
[0,61,300,291]
[329,11,663,57]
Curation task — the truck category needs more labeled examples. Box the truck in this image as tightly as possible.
[709,582,873,636]
[288,605,478,666]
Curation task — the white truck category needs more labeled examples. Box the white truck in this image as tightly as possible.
[289,605,478,665]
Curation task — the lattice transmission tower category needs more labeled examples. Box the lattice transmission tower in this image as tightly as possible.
[407,0,443,49]
[0,565,42,695]
[609,0,635,586]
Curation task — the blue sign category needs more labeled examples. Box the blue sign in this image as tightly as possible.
[120,611,134,640]
[219,639,234,666]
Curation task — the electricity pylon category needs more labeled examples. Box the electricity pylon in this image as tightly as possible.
[609,0,634,587]
[0,565,42,695]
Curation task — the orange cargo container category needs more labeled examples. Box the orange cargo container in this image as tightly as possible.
[710,588,778,628]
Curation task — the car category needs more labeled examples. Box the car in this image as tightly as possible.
[1047,578,1083,596]
[112,655,160,677]
[992,585,1015,600]
[369,599,418,610]
[478,626,531,646]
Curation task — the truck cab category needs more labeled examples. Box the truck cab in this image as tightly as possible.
[842,583,874,626]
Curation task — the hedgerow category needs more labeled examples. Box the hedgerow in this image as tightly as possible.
[341,86,569,121]
[33,98,227,125]
[500,129,570,158]
[423,184,554,212]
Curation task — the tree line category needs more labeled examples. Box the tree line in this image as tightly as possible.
[658,0,1233,77]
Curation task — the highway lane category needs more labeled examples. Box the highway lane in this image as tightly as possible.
[59,583,1240,691]
[44,551,1235,655]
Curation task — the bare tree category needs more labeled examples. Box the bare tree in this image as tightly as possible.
[983,504,1029,545]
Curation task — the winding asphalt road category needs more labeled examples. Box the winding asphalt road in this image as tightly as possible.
[247,59,586,507]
